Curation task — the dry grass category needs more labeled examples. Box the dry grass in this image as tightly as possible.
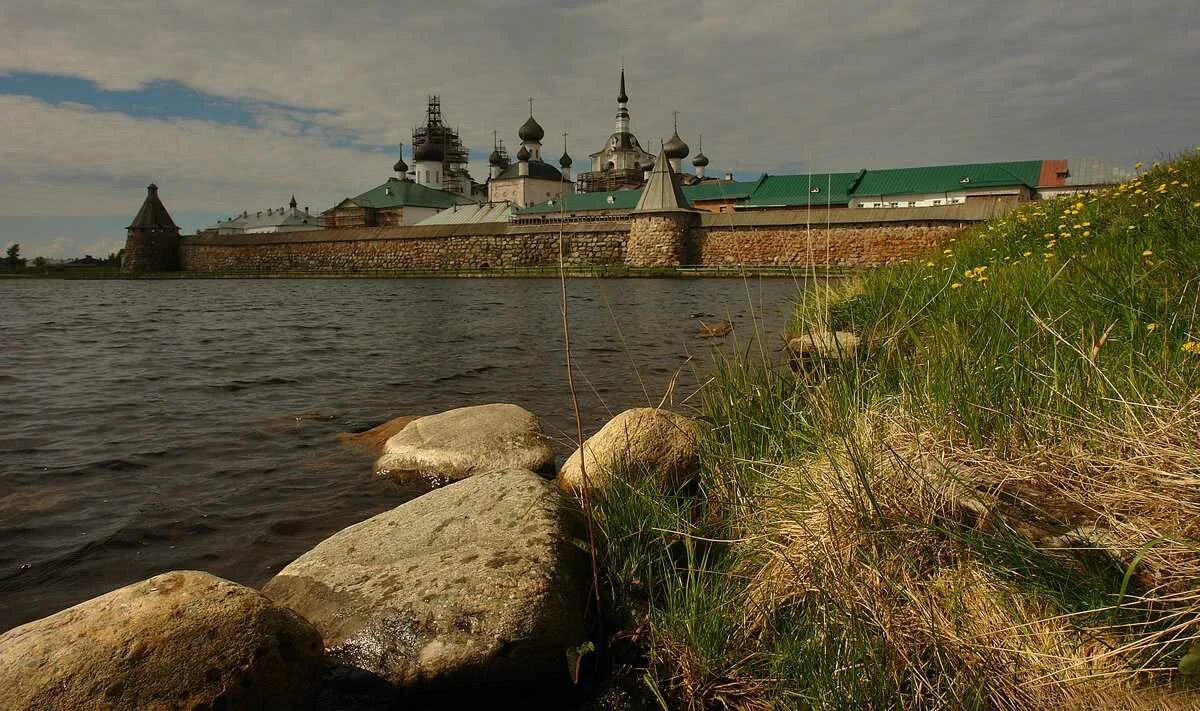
[738,396,1200,709]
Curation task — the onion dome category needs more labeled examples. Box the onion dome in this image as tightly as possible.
[516,145,531,161]
[518,115,544,142]
[413,140,443,162]
[393,157,408,173]
[692,153,709,168]
[559,151,572,169]
[663,130,689,160]
[488,148,504,166]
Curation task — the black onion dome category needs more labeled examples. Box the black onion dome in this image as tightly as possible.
[413,140,443,162]
[516,145,531,161]
[559,151,572,168]
[488,149,504,166]
[663,130,689,160]
[393,157,409,173]
[692,152,709,167]
[518,115,544,142]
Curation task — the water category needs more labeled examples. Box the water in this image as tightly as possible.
[0,277,802,630]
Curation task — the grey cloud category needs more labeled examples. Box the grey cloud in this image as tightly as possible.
[0,0,1197,254]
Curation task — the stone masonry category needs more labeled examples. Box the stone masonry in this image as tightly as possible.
[179,205,994,274]
[625,213,694,268]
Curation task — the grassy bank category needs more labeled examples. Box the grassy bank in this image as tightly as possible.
[592,154,1200,708]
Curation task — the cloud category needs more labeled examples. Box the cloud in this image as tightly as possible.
[0,0,1197,255]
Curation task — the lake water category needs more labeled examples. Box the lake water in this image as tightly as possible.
[0,277,803,630]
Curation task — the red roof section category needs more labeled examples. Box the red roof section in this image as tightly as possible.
[1038,159,1070,187]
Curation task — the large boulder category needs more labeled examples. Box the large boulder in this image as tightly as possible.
[556,408,701,493]
[263,468,589,691]
[373,404,555,488]
[0,571,323,711]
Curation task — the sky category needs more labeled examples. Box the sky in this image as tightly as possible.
[1,0,1197,259]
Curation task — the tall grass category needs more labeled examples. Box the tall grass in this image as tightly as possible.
[590,154,1200,709]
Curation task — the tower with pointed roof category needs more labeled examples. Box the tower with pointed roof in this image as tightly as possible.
[626,148,697,268]
[121,183,181,272]
[580,67,655,193]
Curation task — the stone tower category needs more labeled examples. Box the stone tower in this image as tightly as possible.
[625,148,697,268]
[122,184,181,272]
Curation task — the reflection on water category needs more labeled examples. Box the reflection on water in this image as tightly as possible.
[0,277,803,629]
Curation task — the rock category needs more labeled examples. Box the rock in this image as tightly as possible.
[373,403,555,488]
[557,408,701,493]
[0,571,323,711]
[786,330,860,371]
[263,468,589,691]
[696,320,733,338]
[337,414,421,454]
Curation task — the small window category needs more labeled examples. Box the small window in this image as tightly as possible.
[959,176,971,184]
[810,186,821,193]
[606,195,615,204]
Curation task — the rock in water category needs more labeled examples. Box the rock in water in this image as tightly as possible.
[263,468,589,691]
[557,408,700,493]
[373,403,555,488]
[0,571,323,710]
[338,414,421,454]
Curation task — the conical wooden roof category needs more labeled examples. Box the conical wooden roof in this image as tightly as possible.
[127,184,178,230]
[635,148,694,213]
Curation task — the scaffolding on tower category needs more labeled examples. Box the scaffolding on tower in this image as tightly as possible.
[411,96,474,196]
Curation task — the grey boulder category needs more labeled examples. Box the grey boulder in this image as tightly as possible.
[263,468,589,691]
[0,570,323,711]
[557,407,701,493]
[373,404,555,488]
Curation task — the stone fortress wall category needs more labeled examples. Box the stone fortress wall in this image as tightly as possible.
[180,202,1007,273]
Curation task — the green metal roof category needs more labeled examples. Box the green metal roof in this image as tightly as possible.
[517,160,1049,213]
[350,178,476,210]
[519,181,758,215]
[741,172,862,207]
[851,161,1042,197]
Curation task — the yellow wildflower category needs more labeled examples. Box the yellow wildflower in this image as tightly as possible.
[1142,249,1153,256]
[925,261,935,267]
[1146,323,1159,333]
[1023,251,1033,257]
[951,283,962,289]
[1183,341,1200,354]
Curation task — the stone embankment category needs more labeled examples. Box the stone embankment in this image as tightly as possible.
[0,402,702,708]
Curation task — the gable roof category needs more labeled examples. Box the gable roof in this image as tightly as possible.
[348,178,475,210]
[741,172,862,207]
[635,148,694,213]
[128,184,178,230]
[416,201,516,225]
[207,206,319,232]
[852,161,1042,197]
